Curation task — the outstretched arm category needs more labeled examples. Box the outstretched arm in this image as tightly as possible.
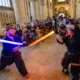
[56,34,64,44]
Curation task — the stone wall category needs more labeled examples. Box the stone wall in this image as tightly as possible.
[30,0,53,21]
[0,10,15,34]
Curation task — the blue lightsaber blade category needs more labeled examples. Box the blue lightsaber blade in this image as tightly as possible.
[0,39,23,45]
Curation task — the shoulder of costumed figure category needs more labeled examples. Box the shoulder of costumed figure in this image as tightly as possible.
[66,24,75,30]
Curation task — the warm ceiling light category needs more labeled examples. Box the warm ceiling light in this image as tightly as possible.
[58,0,65,2]
[65,6,69,10]
[50,0,52,3]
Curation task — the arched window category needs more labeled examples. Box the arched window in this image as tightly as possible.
[0,0,11,7]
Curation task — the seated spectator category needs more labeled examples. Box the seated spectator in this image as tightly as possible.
[30,27,37,42]
[36,27,42,39]
[15,24,22,39]
[23,28,30,45]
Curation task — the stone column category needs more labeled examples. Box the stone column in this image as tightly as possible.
[52,0,55,16]
[76,0,80,18]
[73,0,76,18]
[12,0,30,24]
[69,0,75,18]
[30,0,36,21]
[45,0,53,18]
[47,0,49,18]
[49,0,53,18]
[37,0,41,20]
[35,1,40,20]
[24,0,30,23]
[40,0,46,20]
[12,0,19,24]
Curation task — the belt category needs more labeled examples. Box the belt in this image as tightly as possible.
[71,63,80,66]
[1,54,13,58]
[68,52,80,55]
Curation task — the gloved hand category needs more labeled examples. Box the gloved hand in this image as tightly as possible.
[13,46,20,52]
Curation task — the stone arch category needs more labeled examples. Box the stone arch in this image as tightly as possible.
[58,7,66,17]
[58,7,65,13]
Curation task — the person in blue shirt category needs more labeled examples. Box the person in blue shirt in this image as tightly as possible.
[0,24,29,80]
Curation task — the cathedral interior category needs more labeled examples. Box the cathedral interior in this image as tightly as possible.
[0,0,80,80]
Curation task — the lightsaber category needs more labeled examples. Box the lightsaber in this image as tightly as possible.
[0,39,23,45]
[29,31,54,46]
[0,31,54,46]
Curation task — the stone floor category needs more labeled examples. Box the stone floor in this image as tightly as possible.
[0,35,72,80]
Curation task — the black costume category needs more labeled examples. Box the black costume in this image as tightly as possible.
[58,33,80,80]
[69,33,80,80]
[0,36,28,76]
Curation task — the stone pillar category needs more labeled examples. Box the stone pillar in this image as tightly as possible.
[24,0,30,23]
[40,0,48,20]
[37,0,41,20]
[43,0,48,20]
[12,0,19,24]
[52,0,55,16]
[30,0,53,21]
[69,0,76,18]
[12,0,30,24]
[76,0,80,18]
[49,0,53,18]
[47,0,49,18]
[45,0,53,18]
[30,0,36,21]
[73,0,76,18]
[35,0,40,20]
